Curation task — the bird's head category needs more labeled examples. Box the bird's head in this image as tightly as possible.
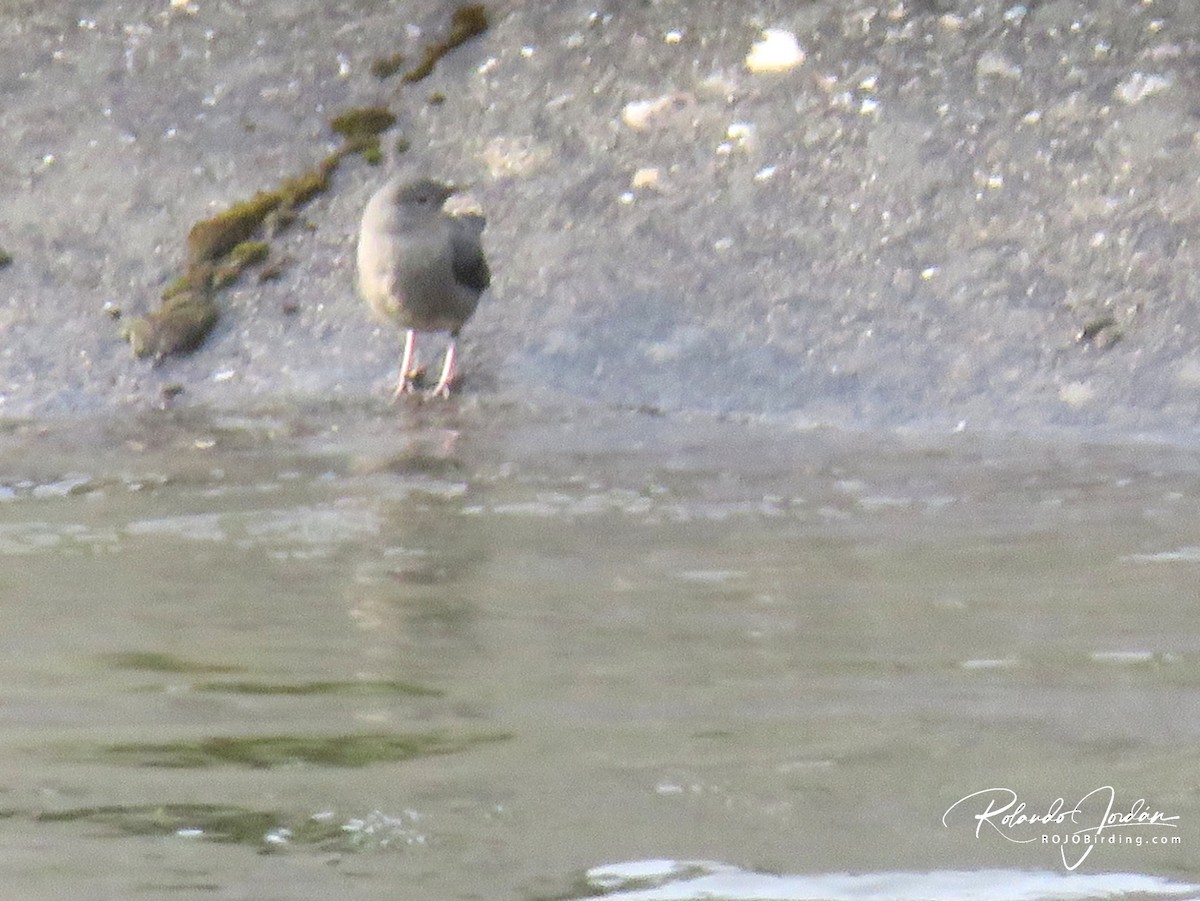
[387,177,459,212]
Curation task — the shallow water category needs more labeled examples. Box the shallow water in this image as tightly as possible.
[1,400,1198,899]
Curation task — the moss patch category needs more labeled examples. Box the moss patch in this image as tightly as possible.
[186,194,279,267]
[213,240,270,289]
[330,107,396,141]
[403,4,489,83]
[123,288,220,361]
[330,107,397,167]
[369,51,406,79]
[122,4,488,362]
[123,153,342,360]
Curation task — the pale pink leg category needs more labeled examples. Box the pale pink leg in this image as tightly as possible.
[392,329,418,398]
[429,339,457,398]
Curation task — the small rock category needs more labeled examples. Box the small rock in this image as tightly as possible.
[631,167,661,190]
[1059,381,1095,407]
[1176,358,1200,386]
[621,93,695,130]
[1114,72,1172,104]
[481,135,552,176]
[976,50,1022,79]
[745,29,805,74]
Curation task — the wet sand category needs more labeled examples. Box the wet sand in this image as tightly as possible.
[3,0,1200,435]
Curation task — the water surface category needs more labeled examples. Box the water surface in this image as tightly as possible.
[1,400,1197,899]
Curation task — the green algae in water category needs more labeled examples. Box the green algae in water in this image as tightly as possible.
[192,679,442,697]
[38,804,281,845]
[102,651,244,674]
[101,731,512,768]
[32,804,416,851]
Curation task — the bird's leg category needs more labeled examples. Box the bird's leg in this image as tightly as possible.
[429,338,458,398]
[392,329,419,398]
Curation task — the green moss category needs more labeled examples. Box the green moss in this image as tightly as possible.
[369,52,406,79]
[159,273,194,301]
[403,4,489,83]
[126,3,485,363]
[0,249,12,270]
[258,256,290,282]
[143,154,345,358]
[186,191,281,266]
[210,267,238,290]
[449,3,489,42]
[394,135,411,155]
[123,290,219,360]
[329,107,396,141]
[316,105,400,165]
[211,240,271,289]
[183,153,341,270]
[279,154,339,207]
[229,240,269,266]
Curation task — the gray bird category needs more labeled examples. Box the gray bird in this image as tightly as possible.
[357,175,490,398]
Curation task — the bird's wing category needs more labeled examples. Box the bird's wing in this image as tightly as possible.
[449,214,490,294]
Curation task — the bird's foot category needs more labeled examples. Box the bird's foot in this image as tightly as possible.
[426,377,456,399]
[427,343,458,399]
[390,366,427,401]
